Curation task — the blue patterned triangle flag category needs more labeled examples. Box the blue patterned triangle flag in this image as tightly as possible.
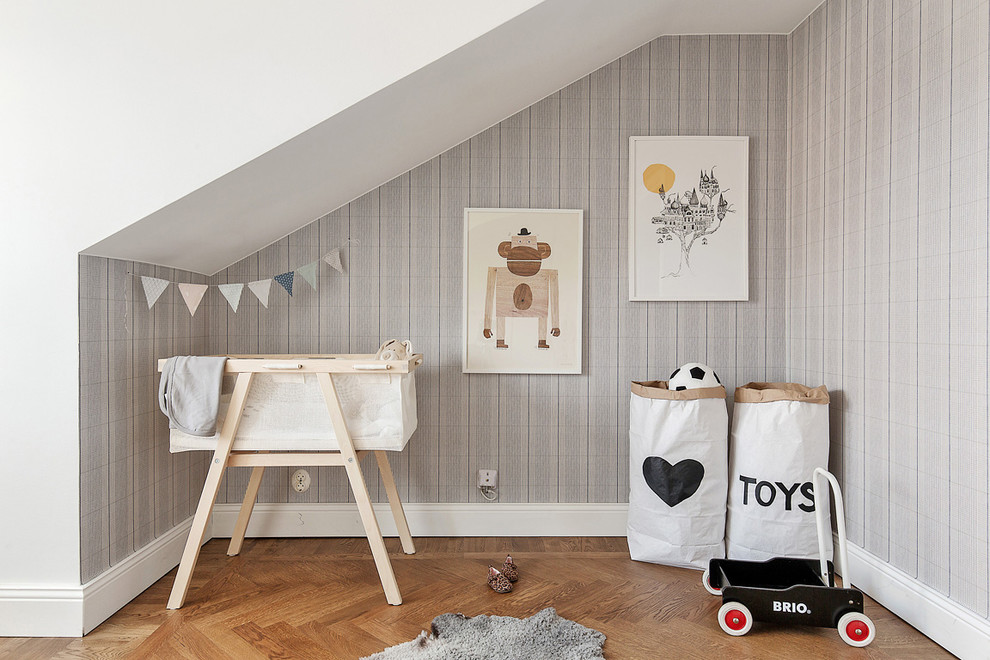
[274,271,294,296]
[297,260,318,291]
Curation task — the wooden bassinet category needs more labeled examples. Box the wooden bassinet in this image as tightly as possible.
[159,354,422,610]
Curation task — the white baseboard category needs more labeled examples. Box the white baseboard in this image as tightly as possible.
[0,515,204,637]
[847,543,990,660]
[0,585,84,637]
[81,516,198,634]
[211,502,630,538]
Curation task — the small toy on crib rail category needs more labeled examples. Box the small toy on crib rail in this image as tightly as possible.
[377,339,413,361]
[668,362,721,391]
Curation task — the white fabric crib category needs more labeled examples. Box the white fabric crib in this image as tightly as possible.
[169,370,417,453]
[160,354,422,610]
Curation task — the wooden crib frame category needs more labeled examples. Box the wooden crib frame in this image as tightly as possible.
[158,354,422,610]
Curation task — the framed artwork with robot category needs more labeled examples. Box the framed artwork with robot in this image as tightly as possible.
[462,208,583,374]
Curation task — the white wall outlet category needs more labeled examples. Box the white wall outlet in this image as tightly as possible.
[477,469,498,489]
[291,469,311,493]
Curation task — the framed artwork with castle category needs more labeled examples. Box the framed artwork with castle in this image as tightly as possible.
[628,136,749,301]
[463,208,583,374]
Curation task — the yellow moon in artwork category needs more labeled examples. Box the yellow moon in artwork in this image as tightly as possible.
[642,163,675,194]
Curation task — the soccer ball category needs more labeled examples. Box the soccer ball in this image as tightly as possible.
[668,362,721,391]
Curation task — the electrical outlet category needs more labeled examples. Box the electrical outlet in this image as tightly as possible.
[291,469,311,493]
[477,469,498,489]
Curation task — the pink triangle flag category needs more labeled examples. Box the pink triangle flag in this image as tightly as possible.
[218,283,244,313]
[323,248,344,273]
[297,260,319,291]
[248,279,272,308]
[140,276,169,309]
[177,283,208,316]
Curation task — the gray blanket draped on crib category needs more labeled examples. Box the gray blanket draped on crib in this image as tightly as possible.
[158,355,228,436]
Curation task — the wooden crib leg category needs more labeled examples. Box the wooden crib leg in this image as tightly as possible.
[318,372,402,605]
[376,451,416,555]
[227,465,265,556]
[167,372,254,610]
[167,445,230,610]
[345,458,402,605]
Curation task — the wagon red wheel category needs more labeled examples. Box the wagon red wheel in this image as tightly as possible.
[718,602,753,636]
[702,569,722,596]
[837,611,876,647]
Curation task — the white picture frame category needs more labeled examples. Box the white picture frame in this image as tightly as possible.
[628,136,749,301]
[463,208,583,374]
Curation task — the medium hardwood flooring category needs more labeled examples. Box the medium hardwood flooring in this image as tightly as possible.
[1,537,951,659]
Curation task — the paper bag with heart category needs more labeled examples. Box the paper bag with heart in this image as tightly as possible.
[627,379,728,570]
[642,456,705,507]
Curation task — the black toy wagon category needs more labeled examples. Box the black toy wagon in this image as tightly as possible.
[701,468,876,647]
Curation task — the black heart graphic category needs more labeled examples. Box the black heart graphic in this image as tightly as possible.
[642,457,705,507]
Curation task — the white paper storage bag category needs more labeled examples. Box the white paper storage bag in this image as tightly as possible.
[627,381,728,570]
[726,382,831,561]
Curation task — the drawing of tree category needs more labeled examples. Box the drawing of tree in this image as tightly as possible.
[649,167,734,278]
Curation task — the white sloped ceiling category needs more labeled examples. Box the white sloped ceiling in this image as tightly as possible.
[79,0,821,275]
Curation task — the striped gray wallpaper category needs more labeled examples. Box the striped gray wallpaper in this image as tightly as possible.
[787,0,989,619]
[79,34,790,582]
[206,34,790,508]
[78,256,210,582]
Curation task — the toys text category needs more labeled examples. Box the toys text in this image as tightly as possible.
[738,475,816,512]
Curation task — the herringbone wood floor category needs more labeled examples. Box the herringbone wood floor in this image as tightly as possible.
[1,537,951,659]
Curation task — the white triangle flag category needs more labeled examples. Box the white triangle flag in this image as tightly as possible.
[297,260,319,291]
[218,283,244,313]
[177,283,208,316]
[141,276,169,309]
[248,279,272,308]
[323,248,344,273]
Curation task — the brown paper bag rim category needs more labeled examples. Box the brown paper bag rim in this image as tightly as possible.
[631,381,727,401]
[734,381,830,404]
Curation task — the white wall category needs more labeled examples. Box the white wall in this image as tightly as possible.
[2,0,541,257]
[0,0,538,594]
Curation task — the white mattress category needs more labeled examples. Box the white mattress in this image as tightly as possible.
[169,372,417,453]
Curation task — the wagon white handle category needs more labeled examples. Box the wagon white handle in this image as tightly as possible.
[262,362,303,370]
[813,467,849,589]
[354,363,391,371]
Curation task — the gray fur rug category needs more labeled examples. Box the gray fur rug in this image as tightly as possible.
[361,607,606,660]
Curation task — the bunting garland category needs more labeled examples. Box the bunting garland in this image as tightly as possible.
[248,279,272,308]
[323,249,344,274]
[296,260,319,291]
[177,283,208,316]
[134,246,351,315]
[218,283,244,312]
[141,276,169,309]
[274,271,294,296]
